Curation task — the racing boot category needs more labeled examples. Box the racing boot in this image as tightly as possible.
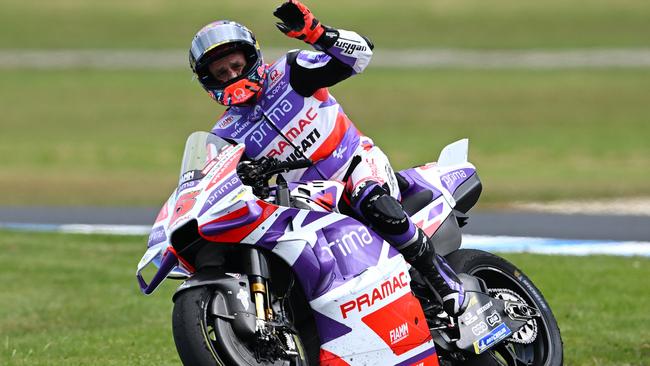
[398,229,467,317]
[350,182,467,317]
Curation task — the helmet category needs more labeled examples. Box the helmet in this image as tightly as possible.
[189,20,266,106]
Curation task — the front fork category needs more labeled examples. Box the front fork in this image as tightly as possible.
[244,248,274,324]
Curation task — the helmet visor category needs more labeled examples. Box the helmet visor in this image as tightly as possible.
[190,23,256,65]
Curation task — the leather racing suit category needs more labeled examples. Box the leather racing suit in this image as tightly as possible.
[211,27,466,317]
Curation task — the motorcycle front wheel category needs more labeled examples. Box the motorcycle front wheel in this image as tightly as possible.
[444,249,564,366]
[172,286,309,366]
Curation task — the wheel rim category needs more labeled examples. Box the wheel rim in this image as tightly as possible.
[468,265,555,366]
[199,290,304,366]
[199,293,225,365]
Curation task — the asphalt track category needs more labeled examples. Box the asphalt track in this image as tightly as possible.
[0,206,647,242]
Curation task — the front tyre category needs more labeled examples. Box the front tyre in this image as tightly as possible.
[172,286,308,366]
[445,249,563,366]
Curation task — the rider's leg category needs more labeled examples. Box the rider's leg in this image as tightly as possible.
[350,181,467,316]
[342,141,466,316]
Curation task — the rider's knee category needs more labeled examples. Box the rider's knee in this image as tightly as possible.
[351,181,409,235]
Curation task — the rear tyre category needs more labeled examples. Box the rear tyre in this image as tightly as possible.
[444,249,563,366]
[172,286,308,366]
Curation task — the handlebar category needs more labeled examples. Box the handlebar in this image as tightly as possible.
[272,158,313,173]
[239,158,312,182]
[237,158,312,198]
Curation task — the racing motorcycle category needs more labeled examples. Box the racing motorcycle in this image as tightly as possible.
[137,131,563,365]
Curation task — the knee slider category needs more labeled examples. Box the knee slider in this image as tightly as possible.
[357,184,409,235]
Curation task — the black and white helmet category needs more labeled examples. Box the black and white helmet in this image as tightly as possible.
[189,20,266,106]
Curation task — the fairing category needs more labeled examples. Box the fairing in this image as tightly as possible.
[138,135,481,364]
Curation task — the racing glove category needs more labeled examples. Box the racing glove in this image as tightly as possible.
[273,0,325,45]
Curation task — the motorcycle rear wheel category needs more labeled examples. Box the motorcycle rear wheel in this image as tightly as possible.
[444,249,563,366]
[172,286,309,366]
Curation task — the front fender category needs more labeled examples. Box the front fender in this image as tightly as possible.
[173,271,257,340]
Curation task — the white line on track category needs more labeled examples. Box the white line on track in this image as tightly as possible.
[2,222,649,257]
[2,48,650,69]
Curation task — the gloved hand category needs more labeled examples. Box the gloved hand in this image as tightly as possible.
[273,0,325,44]
[237,158,278,185]
[238,158,280,198]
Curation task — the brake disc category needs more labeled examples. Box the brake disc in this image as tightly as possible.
[488,288,538,344]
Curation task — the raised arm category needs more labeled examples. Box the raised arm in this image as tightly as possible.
[273,0,374,96]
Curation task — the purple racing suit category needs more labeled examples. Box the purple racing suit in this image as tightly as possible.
[210,25,466,317]
[210,29,400,198]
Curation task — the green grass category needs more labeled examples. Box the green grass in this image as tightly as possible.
[0,231,179,366]
[1,0,650,49]
[0,230,648,365]
[1,67,649,206]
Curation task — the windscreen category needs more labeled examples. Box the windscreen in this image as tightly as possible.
[178,132,232,186]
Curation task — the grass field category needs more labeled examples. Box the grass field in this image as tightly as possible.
[1,67,648,206]
[0,230,649,365]
[1,2,648,365]
[1,1,649,207]
[2,0,650,49]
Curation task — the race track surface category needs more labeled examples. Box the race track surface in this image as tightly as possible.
[0,206,647,242]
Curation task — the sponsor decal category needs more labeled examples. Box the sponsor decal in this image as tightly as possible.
[441,168,475,193]
[324,226,373,257]
[340,271,408,319]
[233,87,247,101]
[268,68,285,90]
[230,120,252,138]
[201,160,218,175]
[332,145,347,159]
[486,311,501,327]
[248,121,275,148]
[230,187,248,202]
[270,69,282,82]
[460,311,479,326]
[389,322,409,345]
[267,99,294,124]
[147,226,167,246]
[476,300,493,315]
[283,128,320,162]
[215,114,240,129]
[169,190,200,226]
[180,170,196,183]
[237,288,250,311]
[249,104,264,122]
[472,321,488,336]
[265,79,288,102]
[225,272,242,279]
[521,275,549,311]
[247,100,294,148]
[206,148,243,190]
[335,40,368,55]
[199,175,241,216]
[441,169,468,188]
[177,179,200,194]
[361,293,430,356]
[266,107,320,159]
[473,323,512,354]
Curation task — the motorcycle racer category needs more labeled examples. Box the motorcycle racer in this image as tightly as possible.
[189,0,468,318]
